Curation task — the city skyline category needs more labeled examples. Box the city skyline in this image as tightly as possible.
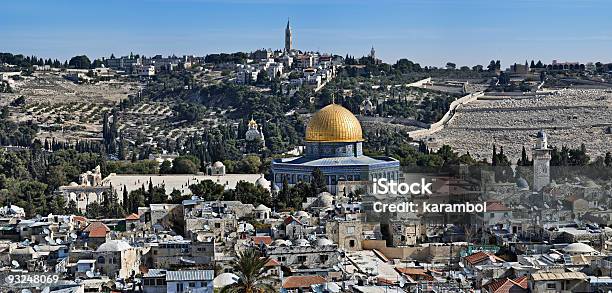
[2,0,612,66]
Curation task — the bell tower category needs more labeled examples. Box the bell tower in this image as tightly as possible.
[285,19,292,53]
[532,130,551,191]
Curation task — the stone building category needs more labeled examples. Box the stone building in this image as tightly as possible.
[325,219,363,251]
[56,165,111,213]
[147,238,214,268]
[93,240,141,279]
[271,103,400,194]
[206,161,226,176]
[265,238,339,274]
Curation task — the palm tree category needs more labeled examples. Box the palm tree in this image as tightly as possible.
[221,248,276,293]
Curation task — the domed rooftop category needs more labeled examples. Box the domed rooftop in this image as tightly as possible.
[96,240,132,252]
[295,211,310,218]
[255,204,270,211]
[562,242,596,254]
[69,182,79,187]
[537,129,547,139]
[294,239,310,246]
[256,176,269,188]
[516,177,529,189]
[317,192,334,207]
[305,104,363,142]
[316,238,334,246]
[213,273,238,288]
[212,161,224,168]
[272,239,290,246]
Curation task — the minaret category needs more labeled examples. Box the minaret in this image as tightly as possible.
[532,130,551,191]
[285,19,292,53]
[370,46,376,59]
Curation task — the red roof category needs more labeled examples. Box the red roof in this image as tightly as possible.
[464,251,503,266]
[483,276,528,293]
[396,268,435,281]
[84,222,110,233]
[73,216,88,223]
[284,216,302,226]
[88,226,109,238]
[126,213,140,220]
[251,236,273,246]
[486,201,511,212]
[282,276,326,289]
[265,258,281,267]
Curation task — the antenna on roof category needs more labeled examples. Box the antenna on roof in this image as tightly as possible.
[11,260,19,268]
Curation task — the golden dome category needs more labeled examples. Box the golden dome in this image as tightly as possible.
[305,104,363,142]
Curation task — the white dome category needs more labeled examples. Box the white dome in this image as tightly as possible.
[69,182,79,187]
[213,273,238,288]
[272,239,289,246]
[295,211,310,218]
[255,204,270,211]
[294,239,310,247]
[316,238,334,246]
[563,243,596,254]
[96,240,132,252]
[213,161,224,168]
[255,177,269,188]
[317,192,334,207]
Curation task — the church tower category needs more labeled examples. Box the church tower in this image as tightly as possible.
[532,130,551,191]
[285,19,292,52]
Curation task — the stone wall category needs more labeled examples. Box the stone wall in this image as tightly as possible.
[408,91,484,139]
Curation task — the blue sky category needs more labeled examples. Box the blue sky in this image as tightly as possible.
[1,0,611,67]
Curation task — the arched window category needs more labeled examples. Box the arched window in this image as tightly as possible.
[97,256,105,264]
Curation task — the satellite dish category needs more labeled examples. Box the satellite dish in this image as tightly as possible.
[56,238,63,244]
[41,288,50,293]
[85,271,95,278]
[173,235,183,241]
[63,217,71,223]
[399,277,406,287]
[12,260,19,268]
[34,245,40,251]
[203,225,210,230]
[70,233,78,239]
[48,238,56,245]
[43,228,50,235]
[47,213,53,218]
[21,289,32,293]
[44,236,51,242]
